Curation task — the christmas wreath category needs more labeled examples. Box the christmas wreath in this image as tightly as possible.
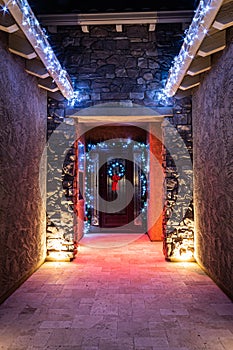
[108,161,125,192]
[107,160,125,178]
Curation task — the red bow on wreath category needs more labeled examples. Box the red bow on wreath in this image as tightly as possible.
[111,174,121,191]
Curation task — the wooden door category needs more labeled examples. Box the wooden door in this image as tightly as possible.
[99,153,134,229]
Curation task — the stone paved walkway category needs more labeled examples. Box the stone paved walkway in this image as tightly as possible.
[0,234,233,350]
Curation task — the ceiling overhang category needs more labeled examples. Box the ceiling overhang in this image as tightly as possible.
[2,1,231,102]
[164,0,233,97]
[68,103,173,122]
[0,0,74,99]
[38,10,194,33]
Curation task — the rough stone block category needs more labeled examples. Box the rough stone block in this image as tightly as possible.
[116,39,129,50]
[91,93,101,101]
[127,25,148,38]
[127,69,139,78]
[143,72,154,81]
[100,92,129,100]
[138,58,148,68]
[148,59,160,69]
[115,68,128,77]
[90,27,109,37]
[137,77,145,85]
[96,64,115,75]
[125,57,137,68]
[130,92,144,100]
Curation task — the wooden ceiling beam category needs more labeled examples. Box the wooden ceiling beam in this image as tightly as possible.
[175,89,192,99]
[179,75,200,91]
[198,30,226,57]
[187,56,211,76]
[116,24,122,32]
[164,0,224,96]
[149,23,156,31]
[0,11,18,33]
[38,77,59,92]
[38,11,194,26]
[213,1,233,30]
[8,32,37,59]
[25,59,49,79]
[3,0,73,99]
[48,91,65,101]
[81,25,89,33]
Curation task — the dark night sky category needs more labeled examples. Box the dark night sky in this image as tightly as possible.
[28,1,200,14]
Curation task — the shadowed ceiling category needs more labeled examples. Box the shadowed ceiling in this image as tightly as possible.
[28,0,200,14]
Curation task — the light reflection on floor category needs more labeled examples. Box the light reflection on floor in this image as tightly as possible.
[0,234,232,350]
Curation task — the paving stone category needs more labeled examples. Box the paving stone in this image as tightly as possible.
[211,303,233,316]
[0,235,232,350]
[39,320,72,329]
[134,336,169,347]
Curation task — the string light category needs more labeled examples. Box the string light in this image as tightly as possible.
[84,139,148,233]
[68,91,84,107]
[164,0,213,96]
[0,4,8,13]
[155,90,172,106]
[3,0,73,99]
[108,161,125,178]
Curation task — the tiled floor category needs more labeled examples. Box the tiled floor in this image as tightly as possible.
[0,234,233,350]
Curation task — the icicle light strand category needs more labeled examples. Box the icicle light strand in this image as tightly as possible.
[3,0,73,99]
[164,0,213,97]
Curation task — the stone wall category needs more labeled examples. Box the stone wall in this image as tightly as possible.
[0,32,47,303]
[192,34,233,298]
[46,99,77,261]
[162,97,194,260]
[49,23,183,107]
[46,23,194,258]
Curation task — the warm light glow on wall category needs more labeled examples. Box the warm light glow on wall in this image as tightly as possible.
[175,249,194,261]
[47,247,78,261]
[47,251,70,261]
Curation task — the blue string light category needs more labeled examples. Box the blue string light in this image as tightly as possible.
[3,0,73,99]
[164,0,213,96]
[108,161,125,178]
[84,139,148,231]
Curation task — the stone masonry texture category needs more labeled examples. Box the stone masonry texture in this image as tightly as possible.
[162,97,194,260]
[48,23,183,107]
[192,34,233,299]
[0,32,47,303]
[46,23,194,259]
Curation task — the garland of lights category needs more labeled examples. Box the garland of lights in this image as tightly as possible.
[84,139,148,233]
[164,0,215,97]
[67,0,216,104]
[140,172,147,198]
[1,0,217,102]
[1,0,73,99]
[108,161,125,178]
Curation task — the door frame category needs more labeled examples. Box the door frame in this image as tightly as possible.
[69,102,172,240]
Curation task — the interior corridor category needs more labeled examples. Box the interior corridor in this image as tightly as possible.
[0,234,232,350]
